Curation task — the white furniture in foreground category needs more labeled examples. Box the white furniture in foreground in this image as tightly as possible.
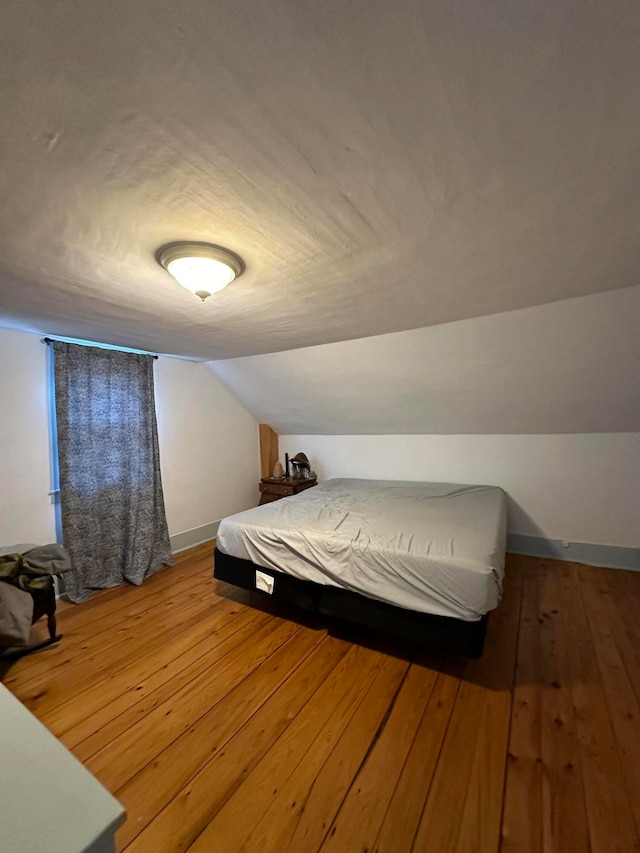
[0,683,125,853]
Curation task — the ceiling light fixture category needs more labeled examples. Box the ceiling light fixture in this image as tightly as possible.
[157,242,244,302]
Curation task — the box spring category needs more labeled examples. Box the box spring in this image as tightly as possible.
[214,547,488,657]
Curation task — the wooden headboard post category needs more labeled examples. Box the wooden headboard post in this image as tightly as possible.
[259,424,279,479]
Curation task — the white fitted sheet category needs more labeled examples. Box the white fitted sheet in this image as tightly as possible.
[217,478,508,621]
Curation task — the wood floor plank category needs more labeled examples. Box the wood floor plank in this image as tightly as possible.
[603,570,640,704]
[588,568,640,706]
[559,563,640,852]
[1,573,216,692]
[612,568,640,605]
[453,567,523,853]
[2,549,217,688]
[372,658,465,853]
[26,598,239,717]
[610,571,640,656]
[49,607,263,749]
[236,647,401,853]
[278,655,410,853]
[131,640,374,852]
[9,568,220,681]
[12,593,225,714]
[72,616,299,766]
[319,659,441,852]
[533,560,592,853]
[55,554,216,634]
[3,545,639,853]
[412,558,522,853]
[117,630,337,849]
[579,567,640,836]
[410,675,486,853]
[55,548,211,625]
[86,617,305,791]
[371,661,464,853]
[501,557,542,852]
[5,569,222,690]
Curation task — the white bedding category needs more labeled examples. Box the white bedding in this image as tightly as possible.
[217,478,507,622]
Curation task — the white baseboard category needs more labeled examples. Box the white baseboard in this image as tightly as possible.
[170,521,221,554]
[507,534,640,571]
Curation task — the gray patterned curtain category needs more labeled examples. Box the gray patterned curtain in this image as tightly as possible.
[53,341,173,603]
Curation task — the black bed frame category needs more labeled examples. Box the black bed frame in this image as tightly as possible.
[213,547,488,657]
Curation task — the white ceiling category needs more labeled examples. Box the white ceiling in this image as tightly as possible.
[207,287,640,434]
[0,0,639,359]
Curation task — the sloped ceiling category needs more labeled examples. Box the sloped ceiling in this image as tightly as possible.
[207,287,640,434]
[0,1,639,359]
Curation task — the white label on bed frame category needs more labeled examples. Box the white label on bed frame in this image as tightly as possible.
[255,571,275,594]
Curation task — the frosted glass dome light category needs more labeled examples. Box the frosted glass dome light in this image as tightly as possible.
[158,242,244,302]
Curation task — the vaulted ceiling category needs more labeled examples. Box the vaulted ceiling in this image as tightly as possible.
[0,0,639,360]
[208,287,640,434]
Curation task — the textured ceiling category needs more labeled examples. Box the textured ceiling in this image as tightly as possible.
[0,0,639,359]
[208,287,640,434]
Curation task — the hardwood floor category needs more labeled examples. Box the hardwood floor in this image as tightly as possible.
[2,545,640,852]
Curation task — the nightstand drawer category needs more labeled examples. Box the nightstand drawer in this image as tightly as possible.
[258,492,282,504]
[260,482,296,497]
[258,477,317,506]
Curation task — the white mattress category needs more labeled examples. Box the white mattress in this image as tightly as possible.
[217,478,508,622]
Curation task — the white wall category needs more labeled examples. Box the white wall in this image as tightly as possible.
[281,434,640,548]
[209,287,640,435]
[154,357,258,536]
[2,324,636,554]
[0,327,259,546]
[0,328,57,544]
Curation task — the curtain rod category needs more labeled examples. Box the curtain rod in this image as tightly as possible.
[42,337,159,359]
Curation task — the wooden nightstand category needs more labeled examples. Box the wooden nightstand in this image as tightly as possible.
[259,476,317,505]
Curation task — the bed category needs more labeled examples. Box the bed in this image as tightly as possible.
[214,478,507,656]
